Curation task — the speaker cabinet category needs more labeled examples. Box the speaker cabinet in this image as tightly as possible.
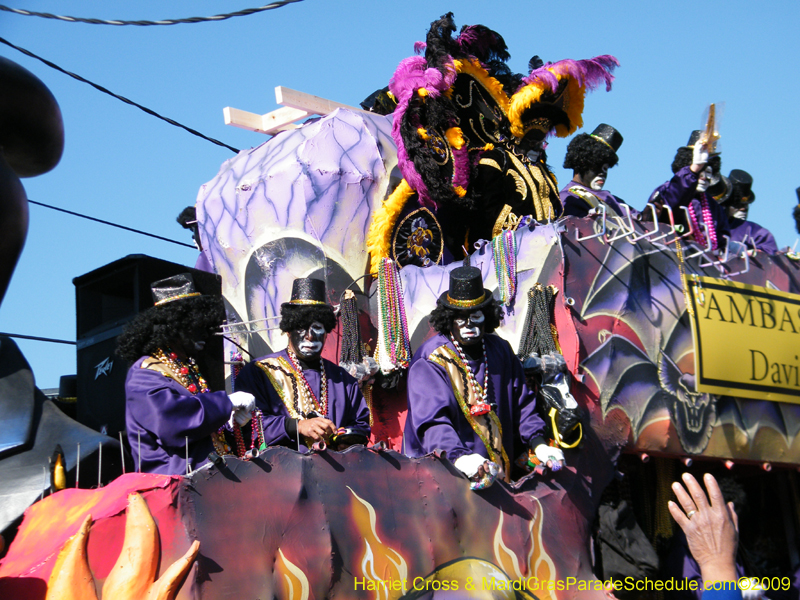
[74,254,222,436]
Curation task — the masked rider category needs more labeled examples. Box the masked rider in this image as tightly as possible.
[235,277,371,450]
[403,266,564,490]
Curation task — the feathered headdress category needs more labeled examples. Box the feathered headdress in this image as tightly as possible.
[507,55,619,140]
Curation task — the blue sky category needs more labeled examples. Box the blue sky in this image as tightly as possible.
[2,0,799,388]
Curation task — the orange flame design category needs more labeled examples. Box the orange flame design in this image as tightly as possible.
[275,549,310,600]
[527,498,556,600]
[492,512,525,581]
[347,486,408,600]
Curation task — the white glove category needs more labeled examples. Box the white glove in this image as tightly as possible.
[229,391,255,412]
[454,454,499,490]
[454,453,488,478]
[228,391,256,429]
[534,444,565,470]
[692,141,709,168]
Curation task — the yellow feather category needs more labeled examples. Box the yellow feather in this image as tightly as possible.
[365,179,415,273]
[452,58,510,112]
[417,128,430,141]
[445,127,465,150]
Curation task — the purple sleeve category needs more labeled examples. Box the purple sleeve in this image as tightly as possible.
[754,227,778,254]
[649,166,698,210]
[343,382,371,436]
[512,351,546,446]
[406,357,473,461]
[126,367,232,448]
[233,361,291,446]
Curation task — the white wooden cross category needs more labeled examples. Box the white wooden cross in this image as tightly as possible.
[223,86,367,135]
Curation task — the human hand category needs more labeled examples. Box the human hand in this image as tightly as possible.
[453,454,499,489]
[297,417,337,442]
[229,391,255,412]
[228,408,252,429]
[668,473,739,584]
[691,142,709,173]
[534,444,565,471]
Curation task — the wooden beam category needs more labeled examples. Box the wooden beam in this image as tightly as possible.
[224,105,311,135]
[224,87,367,135]
[261,106,310,134]
[223,106,265,133]
[275,86,365,116]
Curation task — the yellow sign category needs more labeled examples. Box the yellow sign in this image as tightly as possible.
[688,276,800,404]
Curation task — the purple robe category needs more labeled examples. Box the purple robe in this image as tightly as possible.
[559,181,636,219]
[125,356,233,475]
[729,217,778,254]
[234,349,370,450]
[649,166,731,244]
[403,333,545,463]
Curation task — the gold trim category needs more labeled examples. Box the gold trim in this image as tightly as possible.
[428,345,510,478]
[446,292,486,308]
[589,134,614,151]
[287,299,326,306]
[154,292,200,306]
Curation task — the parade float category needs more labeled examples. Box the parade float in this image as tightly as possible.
[1,13,799,600]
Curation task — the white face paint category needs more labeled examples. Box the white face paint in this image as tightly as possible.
[589,164,609,191]
[454,310,485,341]
[696,166,713,192]
[732,207,749,220]
[295,321,326,357]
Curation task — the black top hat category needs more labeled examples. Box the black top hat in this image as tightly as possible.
[685,130,703,147]
[282,277,329,308]
[728,169,755,203]
[437,266,494,311]
[589,123,623,153]
[151,273,201,306]
[708,175,732,205]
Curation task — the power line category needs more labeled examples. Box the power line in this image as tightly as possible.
[28,199,196,249]
[1,332,76,345]
[0,36,240,154]
[0,1,304,26]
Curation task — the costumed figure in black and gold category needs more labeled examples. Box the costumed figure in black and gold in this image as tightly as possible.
[234,278,371,450]
[403,266,563,491]
[365,13,618,271]
[117,274,256,474]
[560,123,635,219]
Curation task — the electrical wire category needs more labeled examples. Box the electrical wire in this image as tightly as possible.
[0,1,304,26]
[28,199,196,248]
[0,36,240,154]
[1,332,76,345]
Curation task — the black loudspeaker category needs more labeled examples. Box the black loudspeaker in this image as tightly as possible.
[73,254,222,437]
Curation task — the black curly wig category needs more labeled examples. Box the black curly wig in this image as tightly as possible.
[671,147,721,175]
[116,295,225,362]
[279,304,337,334]
[429,301,503,336]
[563,133,619,173]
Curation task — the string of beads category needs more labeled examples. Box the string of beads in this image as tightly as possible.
[688,193,718,251]
[516,284,559,359]
[492,229,518,305]
[287,348,328,417]
[375,258,411,373]
[451,336,491,416]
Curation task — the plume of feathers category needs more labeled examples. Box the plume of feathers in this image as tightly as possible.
[521,55,619,94]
